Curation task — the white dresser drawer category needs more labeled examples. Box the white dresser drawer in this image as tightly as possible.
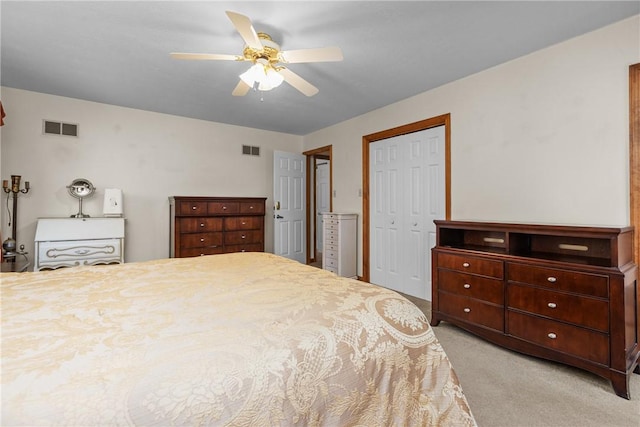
[37,238,123,270]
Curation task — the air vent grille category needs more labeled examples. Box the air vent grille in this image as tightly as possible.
[43,120,78,137]
[242,145,260,156]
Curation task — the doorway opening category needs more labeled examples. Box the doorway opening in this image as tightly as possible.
[304,145,333,266]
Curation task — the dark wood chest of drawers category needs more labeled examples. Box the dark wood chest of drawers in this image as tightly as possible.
[431,220,639,399]
[169,196,266,258]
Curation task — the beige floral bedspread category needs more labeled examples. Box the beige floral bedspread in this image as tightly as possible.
[1,252,476,426]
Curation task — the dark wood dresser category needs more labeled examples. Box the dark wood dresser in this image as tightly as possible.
[169,196,266,258]
[431,220,639,399]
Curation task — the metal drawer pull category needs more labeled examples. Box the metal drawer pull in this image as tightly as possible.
[249,206,254,209]
[547,332,557,339]
[462,262,470,268]
[200,223,204,227]
[463,308,471,313]
[241,222,246,225]
[547,276,557,283]
[75,249,90,255]
[241,235,246,239]
[463,284,471,289]
[192,206,197,210]
[223,206,227,210]
[547,302,557,309]
[200,238,205,242]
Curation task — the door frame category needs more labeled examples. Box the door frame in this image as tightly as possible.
[630,63,640,266]
[304,145,333,264]
[361,113,451,283]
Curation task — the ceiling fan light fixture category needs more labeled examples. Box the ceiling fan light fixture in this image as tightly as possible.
[240,62,283,91]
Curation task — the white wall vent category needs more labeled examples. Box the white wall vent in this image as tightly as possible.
[43,120,78,137]
[242,145,260,156]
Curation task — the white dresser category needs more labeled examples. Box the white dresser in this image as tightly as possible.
[34,218,125,271]
[321,213,357,278]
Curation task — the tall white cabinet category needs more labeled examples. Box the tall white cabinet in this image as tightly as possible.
[322,213,357,278]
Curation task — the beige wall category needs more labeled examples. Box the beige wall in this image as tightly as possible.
[304,15,640,276]
[0,88,302,264]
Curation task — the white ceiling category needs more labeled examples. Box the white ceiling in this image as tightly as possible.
[1,1,638,135]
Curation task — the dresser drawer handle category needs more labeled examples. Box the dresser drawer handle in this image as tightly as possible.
[547,276,557,283]
[249,206,254,209]
[462,262,470,268]
[200,223,205,227]
[463,308,471,313]
[547,332,557,339]
[241,235,246,239]
[200,238,205,242]
[547,302,557,309]
[463,284,471,289]
[75,249,90,255]
[192,206,197,210]
[222,206,227,210]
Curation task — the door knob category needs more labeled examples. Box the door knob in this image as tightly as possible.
[276,215,284,219]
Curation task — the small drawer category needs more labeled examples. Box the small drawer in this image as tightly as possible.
[224,216,262,231]
[438,291,504,332]
[438,269,504,305]
[180,232,223,249]
[224,243,263,253]
[324,243,338,253]
[325,249,339,260]
[507,310,609,365]
[179,217,223,233]
[325,228,339,239]
[436,251,504,279]
[208,201,239,214]
[324,257,338,268]
[224,230,263,245]
[507,263,609,298]
[324,222,339,230]
[180,246,225,257]
[507,283,608,332]
[178,201,207,216]
[239,202,265,215]
[324,265,338,274]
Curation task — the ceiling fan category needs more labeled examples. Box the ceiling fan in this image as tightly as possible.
[170,11,343,97]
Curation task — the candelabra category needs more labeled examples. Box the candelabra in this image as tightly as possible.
[2,175,30,259]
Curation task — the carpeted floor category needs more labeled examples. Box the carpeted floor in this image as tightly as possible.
[401,293,640,427]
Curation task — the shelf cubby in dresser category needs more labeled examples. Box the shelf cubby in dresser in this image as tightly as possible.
[431,220,639,399]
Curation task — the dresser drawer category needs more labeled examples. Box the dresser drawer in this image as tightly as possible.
[208,201,239,215]
[324,249,339,260]
[224,243,263,253]
[436,252,504,279]
[438,291,504,332]
[507,283,608,332]
[224,216,262,231]
[180,246,224,257]
[179,217,223,233]
[180,232,223,249]
[224,230,263,245]
[177,201,208,216]
[325,227,339,240]
[239,201,265,215]
[507,263,609,298]
[507,310,609,365]
[438,269,504,305]
[37,238,123,269]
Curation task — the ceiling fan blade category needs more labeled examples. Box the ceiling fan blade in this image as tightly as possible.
[232,80,252,96]
[226,11,262,50]
[280,47,343,64]
[279,68,319,97]
[170,53,242,61]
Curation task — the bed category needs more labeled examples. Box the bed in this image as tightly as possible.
[1,252,476,426]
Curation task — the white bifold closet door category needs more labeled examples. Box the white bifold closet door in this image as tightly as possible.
[369,126,445,300]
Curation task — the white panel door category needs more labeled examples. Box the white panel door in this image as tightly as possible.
[274,151,306,263]
[369,126,445,300]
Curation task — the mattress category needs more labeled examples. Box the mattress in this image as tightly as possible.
[1,252,476,426]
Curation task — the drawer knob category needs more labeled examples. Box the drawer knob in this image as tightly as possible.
[242,222,246,225]
[547,302,557,309]
[462,262,470,268]
[547,332,557,339]
[192,206,198,210]
[241,235,246,239]
[249,206,254,209]
[199,253,205,256]
[200,223,204,227]
[200,238,205,242]
[463,283,471,289]
[463,307,471,313]
[222,206,227,210]
[547,276,557,283]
